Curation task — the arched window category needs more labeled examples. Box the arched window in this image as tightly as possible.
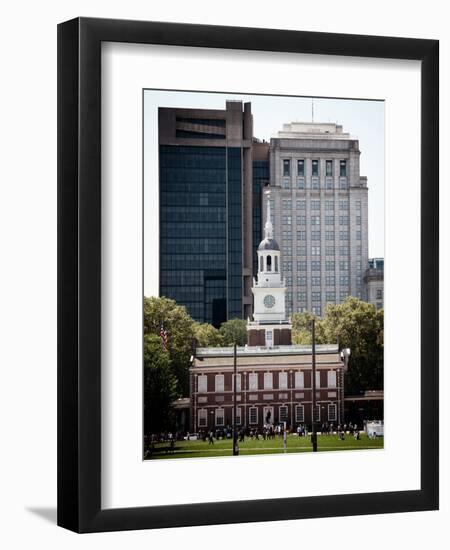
[274,256,278,272]
[266,255,272,271]
[260,255,263,272]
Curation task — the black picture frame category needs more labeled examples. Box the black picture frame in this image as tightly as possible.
[57,17,439,533]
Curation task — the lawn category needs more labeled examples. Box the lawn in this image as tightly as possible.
[145,433,383,460]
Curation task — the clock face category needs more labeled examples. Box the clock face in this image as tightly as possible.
[263,294,276,308]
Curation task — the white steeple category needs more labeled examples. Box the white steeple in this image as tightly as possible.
[251,191,287,323]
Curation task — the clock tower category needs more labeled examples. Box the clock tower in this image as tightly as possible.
[247,191,292,347]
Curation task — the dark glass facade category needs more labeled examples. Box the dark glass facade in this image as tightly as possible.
[252,159,270,276]
[159,144,243,326]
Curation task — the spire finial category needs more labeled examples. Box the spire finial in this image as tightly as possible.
[264,191,273,240]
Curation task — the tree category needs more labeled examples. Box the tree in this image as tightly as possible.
[219,318,248,346]
[320,297,384,394]
[193,322,223,347]
[291,311,326,345]
[144,296,195,396]
[143,334,178,435]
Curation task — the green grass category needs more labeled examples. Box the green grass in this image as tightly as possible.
[145,433,383,460]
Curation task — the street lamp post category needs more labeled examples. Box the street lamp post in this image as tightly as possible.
[311,319,318,452]
[233,342,239,456]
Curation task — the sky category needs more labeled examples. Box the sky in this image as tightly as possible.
[144,90,384,296]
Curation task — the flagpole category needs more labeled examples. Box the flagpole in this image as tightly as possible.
[311,319,318,452]
[233,342,239,456]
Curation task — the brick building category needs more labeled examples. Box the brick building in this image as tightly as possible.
[190,195,347,432]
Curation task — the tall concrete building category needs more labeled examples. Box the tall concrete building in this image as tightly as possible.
[266,122,369,317]
[158,101,254,326]
[364,258,384,310]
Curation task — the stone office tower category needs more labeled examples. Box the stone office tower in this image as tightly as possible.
[266,122,369,317]
[158,101,254,326]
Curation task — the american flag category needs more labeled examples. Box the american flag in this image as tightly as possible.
[160,323,168,351]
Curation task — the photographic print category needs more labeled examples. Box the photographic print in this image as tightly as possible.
[143,90,384,460]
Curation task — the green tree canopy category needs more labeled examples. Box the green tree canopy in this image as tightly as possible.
[144,296,195,396]
[291,311,326,345]
[193,322,223,348]
[321,297,384,394]
[219,318,248,346]
[143,334,178,435]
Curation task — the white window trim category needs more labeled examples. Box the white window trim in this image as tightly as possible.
[312,404,321,422]
[328,370,337,389]
[198,408,208,427]
[279,372,288,390]
[215,407,225,426]
[328,403,337,422]
[233,406,242,426]
[264,372,273,390]
[279,405,288,423]
[315,371,321,389]
[215,374,224,393]
[198,374,208,393]
[249,372,258,390]
[249,406,258,425]
[295,371,304,389]
[295,404,305,423]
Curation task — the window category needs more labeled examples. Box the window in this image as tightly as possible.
[328,403,337,422]
[297,246,307,257]
[249,407,258,424]
[279,372,288,389]
[340,246,349,256]
[356,230,362,241]
[315,371,321,388]
[326,261,335,271]
[376,289,383,300]
[326,291,335,301]
[298,276,307,286]
[340,160,347,176]
[326,160,333,176]
[297,260,307,271]
[312,404,321,422]
[282,178,290,189]
[312,306,321,316]
[297,177,305,189]
[297,215,306,225]
[297,199,306,210]
[282,261,292,272]
[340,177,348,190]
[311,276,321,286]
[325,177,333,190]
[339,231,349,241]
[234,407,242,425]
[340,290,349,301]
[311,246,321,256]
[283,159,291,176]
[339,215,349,225]
[327,370,337,388]
[326,275,335,286]
[295,405,305,423]
[340,260,349,271]
[215,408,225,426]
[325,215,334,225]
[312,159,319,176]
[311,200,321,210]
[266,255,272,271]
[233,373,241,392]
[297,230,307,241]
[295,371,304,389]
[297,159,305,176]
[249,373,258,390]
[339,200,349,210]
[311,261,321,271]
[312,292,321,303]
[282,215,292,225]
[198,375,208,393]
[325,230,335,241]
[311,177,320,190]
[356,215,361,225]
[311,215,320,225]
[264,372,273,390]
[340,275,349,285]
[297,291,307,302]
[215,374,224,392]
[279,406,288,423]
[311,231,321,241]
[282,199,292,210]
[195,409,208,429]
[325,200,334,211]
[325,246,335,256]
[356,200,362,211]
